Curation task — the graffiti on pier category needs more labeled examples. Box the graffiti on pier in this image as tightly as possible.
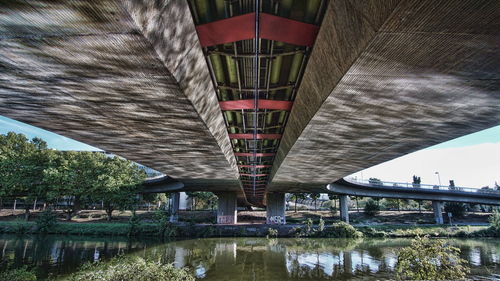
[268,216,285,225]
[217,215,235,224]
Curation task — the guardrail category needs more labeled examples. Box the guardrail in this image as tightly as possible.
[344,178,500,194]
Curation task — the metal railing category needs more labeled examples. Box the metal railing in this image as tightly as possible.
[345,177,500,194]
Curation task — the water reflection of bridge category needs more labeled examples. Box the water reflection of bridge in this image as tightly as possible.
[1,236,498,280]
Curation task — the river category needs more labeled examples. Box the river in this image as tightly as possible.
[0,235,498,280]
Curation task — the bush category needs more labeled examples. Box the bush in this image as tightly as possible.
[10,219,32,234]
[358,226,386,238]
[329,206,337,215]
[490,210,500,230]
[364,199,380,217]
[35,209,58,233]
[444,202,466,218]
[153,210,176,238]
[318,217,325,232]
[267,228,278,239]
[127,213,141,236]
[62,256,195,281]
[321,222,363,238]
[395,235,469,280]
[0,266,37,281]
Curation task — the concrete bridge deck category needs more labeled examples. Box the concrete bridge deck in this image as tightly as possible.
[1,0,499,224]
[329,178,500,206]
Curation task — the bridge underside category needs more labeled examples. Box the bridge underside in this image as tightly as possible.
[1,0,499,205]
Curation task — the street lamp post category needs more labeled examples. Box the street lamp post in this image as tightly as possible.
[435,172,442,186]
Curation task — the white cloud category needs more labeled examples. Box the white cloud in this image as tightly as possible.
[350,142,500,188]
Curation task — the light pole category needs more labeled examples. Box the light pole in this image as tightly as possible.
[435,172,442,186]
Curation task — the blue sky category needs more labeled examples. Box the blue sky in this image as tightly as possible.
[1,115,499,188]
[0,115,99,151]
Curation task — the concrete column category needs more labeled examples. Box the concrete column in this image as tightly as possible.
[432,201,444,224]
[170,192,180,223]
[217,192,237,224]
[179,192,188,210]
[266,193,286,224]
[339,195,349,223]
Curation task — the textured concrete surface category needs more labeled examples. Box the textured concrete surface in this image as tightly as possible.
[271,0,500,186]
[1,0,498,201]
[0,0,239,181]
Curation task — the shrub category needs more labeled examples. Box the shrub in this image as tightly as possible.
[329,206,338,215]
[63,256,195,281]
[322,222,363,238]
[0,266,37,281]
[318,217,325,232]
[444,202,466,218]
[305,218,313,234]
[364,199,380,217]
[490,210,500,230]
[127,213,141,236]
[153,210,176,238]
[10,219,31,234]
[267,228,278,238]
[358,226,386,238]
[35,209,58,233]
[395,235,469,280]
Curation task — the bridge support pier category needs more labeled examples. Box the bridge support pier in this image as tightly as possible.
[217,192,237,224]
[170,192,180,223]
[266,193,286,224]
[339,195,350,223]
[432,201,444,224]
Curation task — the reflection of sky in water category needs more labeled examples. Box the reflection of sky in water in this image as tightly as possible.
[1,236,499,281]
[286,252,342,276]
[285,250,393,277]
[195,265,206,278]
[470,248,482,266]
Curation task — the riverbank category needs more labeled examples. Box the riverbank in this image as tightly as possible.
[0,209,494,225]
[0,220,497,239]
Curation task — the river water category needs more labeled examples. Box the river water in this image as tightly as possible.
[0,235,498,280]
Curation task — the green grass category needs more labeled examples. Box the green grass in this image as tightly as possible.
[356,224,498,238]
[0,221,497,238]
[0,221,159,236]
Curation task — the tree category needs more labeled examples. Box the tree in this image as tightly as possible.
[412,175,421,188]
[351,196,363,212]
[415,199,423,213]
[383,198,401,211]
[289,193,306,213]
[308,193,320,211]
[44,151,100,220]
[0,132,54,220]
[328,193,338,209]
[194,192,217,210]
[185,192,215,210]
[90,156,145,221]
[364,199,380,216]
[444,202,466,218]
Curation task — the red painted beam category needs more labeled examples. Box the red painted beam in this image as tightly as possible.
[238,165,272,168]
[196,13,319,47]
[240,174,268,177]
[229,133,281,139]
[234,152,275,157]
[260,13,319,46]
[196,13,255,47]
[241,181,267,183]
[219,100,293,111]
